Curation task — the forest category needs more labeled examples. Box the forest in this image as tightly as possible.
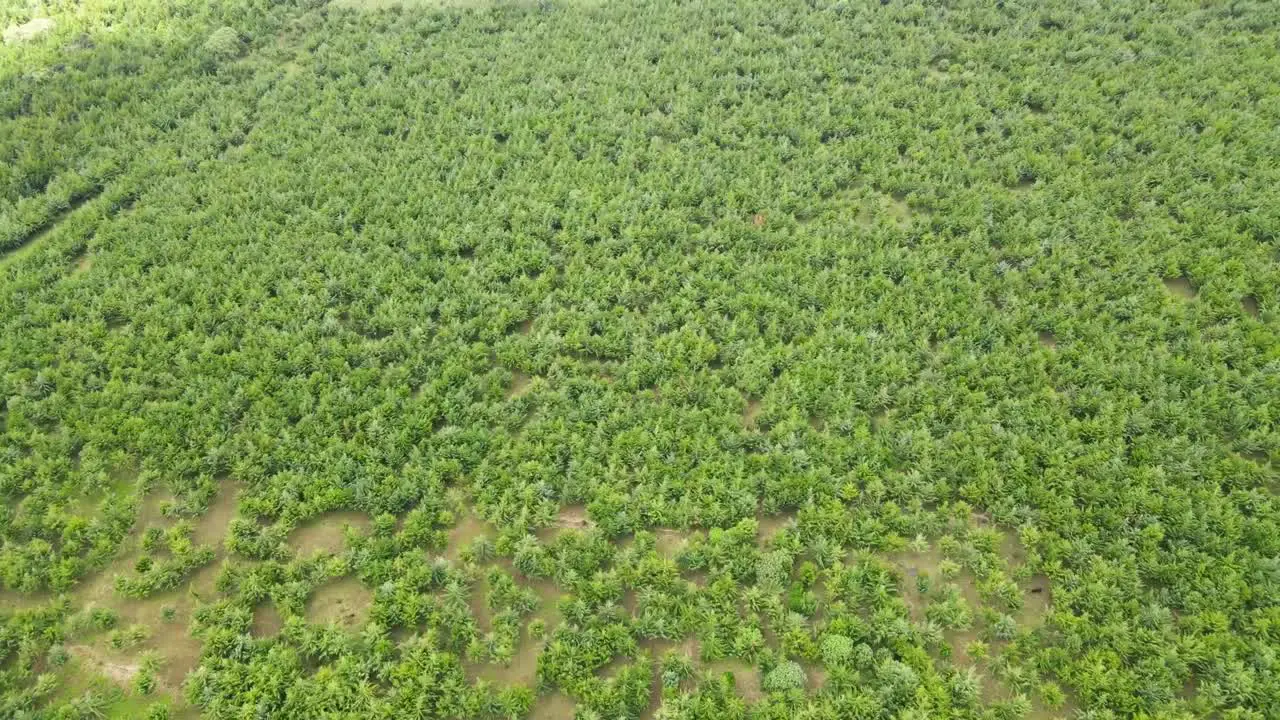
[1,0,1278,718]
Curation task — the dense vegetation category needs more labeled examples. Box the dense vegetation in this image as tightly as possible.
[2,0,1278,718]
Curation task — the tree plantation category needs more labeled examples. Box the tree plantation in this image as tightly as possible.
[1,0,1277,718]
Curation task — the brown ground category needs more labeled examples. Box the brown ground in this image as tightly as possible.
[742,396,763,428]
[529,692,575,720]
[307,576,373,627]
[507,370,532,399]
[289,511,371,557]
[3,17,54,44]
[1163,276,1197,299]
[252,602,285,636]
[71,253,93,276]
[704,659,763,702]
[757,511,797,545]
[445,513,496,562]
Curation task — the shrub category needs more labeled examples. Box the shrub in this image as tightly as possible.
[201,27,242,62]
[820,634,854,668]
[763,660,806,693]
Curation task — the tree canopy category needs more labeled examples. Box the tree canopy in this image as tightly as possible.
[0,0,1277,718]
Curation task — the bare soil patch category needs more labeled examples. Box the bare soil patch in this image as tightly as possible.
[529,692,575,720]
[885,192,915,222]
[289,511,371,556]
[653,528,688,557]
[192,483,239,549]
[553,504,591,529]
[704,659,763,701]
[1242,295,1260,318]
[71,253,93,276]
[69,558,217,691]
[69,485,237,690]
[507,370,532,399]
[1019,574,1052,627]
[66,644,140,686]
[446,513,495,562]
[3,17,54,44]
[1163,276,1197,299]
[803,661,828,691]
[61,487,226,693]
[742,396,763,428]
[307,576,372,627]
[252,602,284,636]
[466,570,560,686]
[538,504,592,540]
[757,511,796,545]
[891,546,981,622]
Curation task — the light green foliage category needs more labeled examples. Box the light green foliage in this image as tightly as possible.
[1,0,1278,717]
[107,624,149,650]
[116,521,217,597]
[1039,681,1066,709]
[89,608,118,632]
[925,585,973,630]
[134,662,158,696]
[732,626,766,661]
[763,659,806,693]
[992,613,1019,641]
[819,633,853,669]
[512,535,551,577]
[661,653,694,689]
[201,26,243,62]
[949,667,981,707]
[46,644,68,668]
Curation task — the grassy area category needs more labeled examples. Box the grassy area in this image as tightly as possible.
[1,0,1278,718]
